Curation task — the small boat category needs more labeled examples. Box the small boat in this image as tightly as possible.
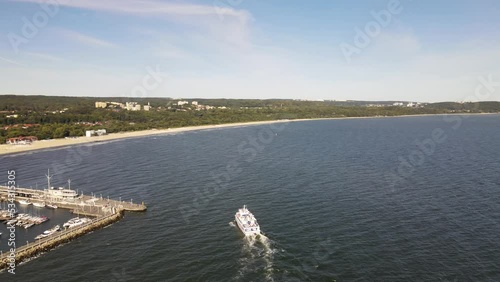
[234,205,261,236]
[18,200,32,205]
[43,225,60,235]
[46,204,58,209]
[63,217,91,228]
[24,223,34,229]
[5,219,17,225]
[37,216,49,224]
[33,202,46,208]
[35,234,48,240]
[63,217,80,228]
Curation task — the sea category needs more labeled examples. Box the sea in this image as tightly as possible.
[1,114,499,281]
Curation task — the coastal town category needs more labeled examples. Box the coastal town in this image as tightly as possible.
[1,96,499,147]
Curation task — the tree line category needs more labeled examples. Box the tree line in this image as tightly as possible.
[1,95,499,144]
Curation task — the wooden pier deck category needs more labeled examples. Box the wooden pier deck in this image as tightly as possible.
[0,185,146,271]
[0,186,146,212]
[0,210,124,270]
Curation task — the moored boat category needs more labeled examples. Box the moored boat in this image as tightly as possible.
[63,217,79,228]
[63,217,91,229]
[35,234,48,240]
[18,199,32,205]
[46,204,58,209]
[33,202,46,208]
[234,205,261,236]
[43,224,60,235]
[5,219,17,225]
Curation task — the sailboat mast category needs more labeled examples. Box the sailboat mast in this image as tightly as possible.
[45,169,52,189]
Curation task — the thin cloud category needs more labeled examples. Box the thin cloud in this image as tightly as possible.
[58,29,116,48]
[0,55,24,66]
[10,0,253,49]
[25,52,64,62]
[9,0,251,23]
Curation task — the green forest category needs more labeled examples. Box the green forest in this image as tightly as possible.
[1,95,499,144]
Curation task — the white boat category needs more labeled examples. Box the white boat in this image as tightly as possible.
[63,217,80,228]
[35,225,61,239]
[33,202,46,208]
[234,205,261,236]
[24,223,34,229]
[43,224,60,235]
[63,217,91,228]
[46,204,58,209]
[35,234,48,240]
[18,200,32,205]
[6,219,17,225]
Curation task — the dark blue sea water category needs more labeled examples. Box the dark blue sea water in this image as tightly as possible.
[1,114,500,281]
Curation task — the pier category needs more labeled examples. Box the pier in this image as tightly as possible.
[0,186,146,215]
[0,185,146,271]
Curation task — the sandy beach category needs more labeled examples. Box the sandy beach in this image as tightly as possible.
[1,113,498,156]
[0,119,293,156]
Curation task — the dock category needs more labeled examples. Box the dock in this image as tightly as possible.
[0,185,146,271]
[0,186,146,215]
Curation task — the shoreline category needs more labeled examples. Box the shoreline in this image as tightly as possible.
[0,119,293,156]
[1,112,498,156]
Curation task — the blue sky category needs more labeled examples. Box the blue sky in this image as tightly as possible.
[0,0,499,102]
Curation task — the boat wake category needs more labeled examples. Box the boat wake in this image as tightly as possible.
[234,234,278,281]
[228,221,236,227]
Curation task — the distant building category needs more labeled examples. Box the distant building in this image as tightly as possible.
[143,102,151,111]
[177,101,189,106]
[85,129,107,137]
[95,102,108,108]
[126,102,141,111]
[6,136,38,145]
[192,101,198,106]
[96,101,127,109]
[109,102,125,108]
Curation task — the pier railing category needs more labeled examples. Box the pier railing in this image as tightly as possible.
[0,185,146,270]
[0,185,147,212]
[0,210,124,266]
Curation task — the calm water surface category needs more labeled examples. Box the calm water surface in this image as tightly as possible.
[1,115,499,281]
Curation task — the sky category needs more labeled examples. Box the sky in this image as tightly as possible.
[0,0,499,102]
